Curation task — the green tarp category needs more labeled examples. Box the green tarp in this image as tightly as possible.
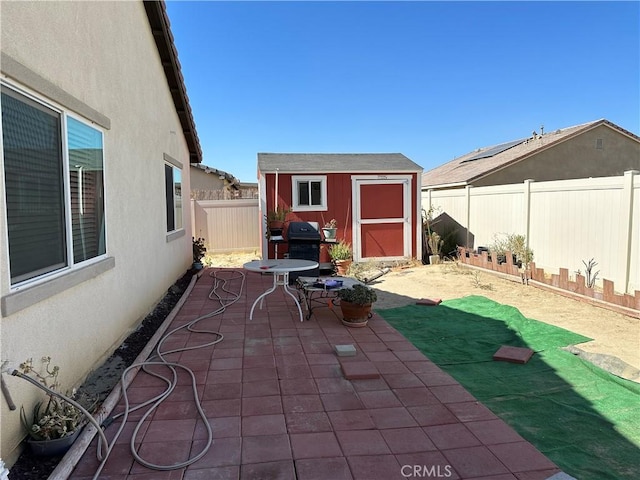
[379,295,640,480]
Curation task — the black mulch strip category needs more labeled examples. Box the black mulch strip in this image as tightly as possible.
[8,269,196,480]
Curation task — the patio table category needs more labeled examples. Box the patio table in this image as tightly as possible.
[295,275,364,320]
[243,259,319,322]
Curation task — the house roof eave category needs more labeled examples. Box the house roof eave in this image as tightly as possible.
[144,0,202,164]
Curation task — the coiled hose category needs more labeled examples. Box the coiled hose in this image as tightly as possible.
[15,269,245,479]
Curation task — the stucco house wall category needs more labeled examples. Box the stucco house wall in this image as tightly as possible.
[0,1,195,462]
[473,124,640,187]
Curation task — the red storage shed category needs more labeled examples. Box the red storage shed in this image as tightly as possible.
[257,153,423,264]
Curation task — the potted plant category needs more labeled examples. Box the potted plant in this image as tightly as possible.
[322,218,337,240]
[17,357,96,456]
[265,206,291,238]
[329,240,352,275]
[336,284,377,327]
[192,237,206,270]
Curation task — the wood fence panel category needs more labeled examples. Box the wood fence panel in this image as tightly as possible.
[192,199,260,253]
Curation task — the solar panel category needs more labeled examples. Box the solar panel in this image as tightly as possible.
[462,138,528,163]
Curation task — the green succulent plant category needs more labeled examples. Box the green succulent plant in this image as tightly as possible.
[336,284,377,305]
[18,357,96,441]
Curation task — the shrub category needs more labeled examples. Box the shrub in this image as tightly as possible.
[337,284,377,305]
[329,240,352,261]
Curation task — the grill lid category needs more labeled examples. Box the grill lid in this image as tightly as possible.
[287,222,321,241]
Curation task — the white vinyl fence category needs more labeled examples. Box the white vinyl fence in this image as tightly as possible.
[191,199,260,253]
[422,170,640,294]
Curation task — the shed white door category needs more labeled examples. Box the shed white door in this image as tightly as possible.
[352,176,411,261]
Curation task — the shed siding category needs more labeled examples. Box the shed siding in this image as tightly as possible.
[264,171,419,260]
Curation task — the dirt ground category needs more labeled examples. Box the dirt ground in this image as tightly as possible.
[209,252,640,377]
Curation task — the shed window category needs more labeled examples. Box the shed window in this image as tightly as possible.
[292,175,327,211]
[1,84,106,286]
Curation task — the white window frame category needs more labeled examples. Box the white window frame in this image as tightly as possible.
[1,81,108,292]
[164,154,184,237]
[291,175,327,212]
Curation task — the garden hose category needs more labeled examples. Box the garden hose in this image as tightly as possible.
[92,269,246,477]
[13,269,246,479]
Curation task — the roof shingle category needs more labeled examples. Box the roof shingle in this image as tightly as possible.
[421,119,640,188]
[258,153,423,173]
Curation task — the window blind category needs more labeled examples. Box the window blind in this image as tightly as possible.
[1,87,67,283]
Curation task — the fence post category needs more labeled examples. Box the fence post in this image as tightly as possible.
[190,199,195,239]
[622,170,638,293]
[523,179,534,258]
[465,185,472,248]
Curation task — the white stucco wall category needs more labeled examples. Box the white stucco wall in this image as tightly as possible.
[0,1,194,461]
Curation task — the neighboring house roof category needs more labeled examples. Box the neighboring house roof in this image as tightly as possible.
[422,119,640,188]
[258,153,423,173]
[191,163,240,189]
[144,1,202,163]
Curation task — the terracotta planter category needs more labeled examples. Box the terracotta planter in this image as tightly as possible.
[268,220,285,237]
[339,300,372,327]
[341,318,369,328]
[334,259,352,276]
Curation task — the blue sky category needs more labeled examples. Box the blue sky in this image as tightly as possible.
[166,1,640,183]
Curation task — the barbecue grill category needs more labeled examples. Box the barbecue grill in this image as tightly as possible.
[287,222,321,282]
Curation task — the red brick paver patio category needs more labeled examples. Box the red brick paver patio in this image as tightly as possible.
[69,268,562,480]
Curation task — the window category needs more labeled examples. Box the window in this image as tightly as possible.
[165,163,182,232]
[1,84,106,286]
[292,175,327,211]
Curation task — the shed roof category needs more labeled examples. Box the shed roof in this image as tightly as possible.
[258,153,423,174]
[144,1,202,163]
[422,119,640,188]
